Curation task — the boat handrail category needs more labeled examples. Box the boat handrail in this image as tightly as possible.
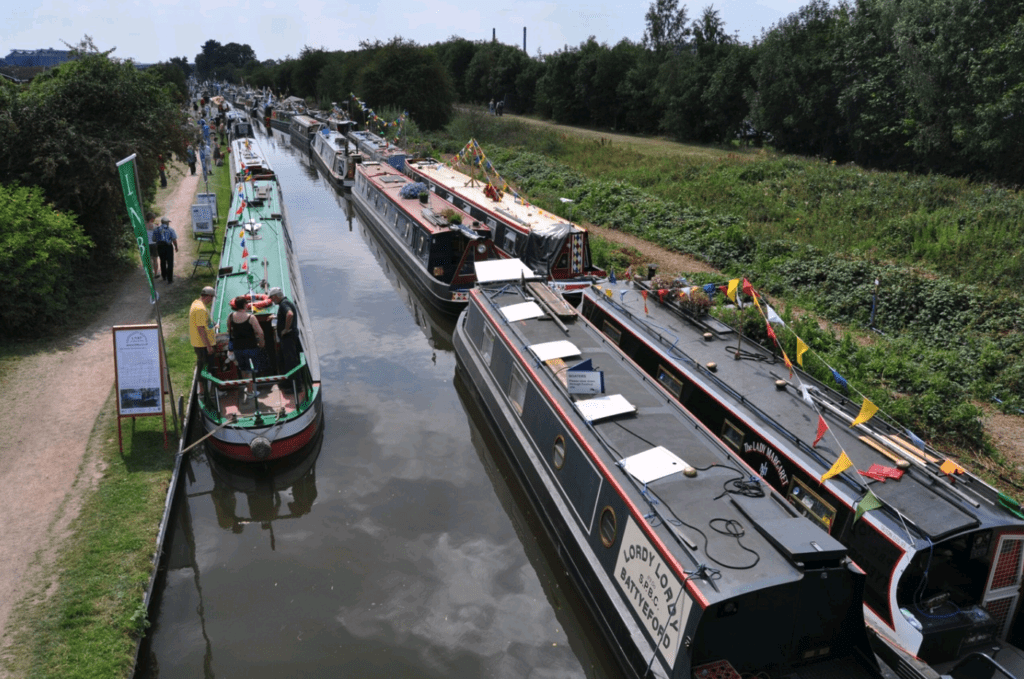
[200,354,308,387]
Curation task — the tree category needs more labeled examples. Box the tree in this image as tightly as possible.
[356,38,455,130]
[642,0,690,53]
[195,39,256,81]
[0,50,187,262]
[0,183,92,336]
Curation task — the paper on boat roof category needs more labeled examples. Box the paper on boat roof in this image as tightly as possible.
[620,446,689,484]
[529,340,580,361]
[474,258,537,283]
[501,302,544,322]
[575,394,636,422]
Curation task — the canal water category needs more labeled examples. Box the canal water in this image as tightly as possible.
[137,125,619,678]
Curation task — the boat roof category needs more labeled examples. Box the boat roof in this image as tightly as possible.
[211,180,291,329]
[465,283,851,606]
[583,281,1024,546]
[347,129,407,161]
[230,137,273,178]
[407,158,585,237]
[291,114,322,128]
[359,161,483,237]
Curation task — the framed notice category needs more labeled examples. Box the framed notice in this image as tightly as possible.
[191,203,214,234]
[113,325,165,416]
[197,192,218,219]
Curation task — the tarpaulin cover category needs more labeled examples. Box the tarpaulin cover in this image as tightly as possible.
[523,222,571,274]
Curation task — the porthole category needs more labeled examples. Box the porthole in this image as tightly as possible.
[600,507,617,547]
[552,436,566,470]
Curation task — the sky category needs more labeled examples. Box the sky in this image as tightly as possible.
[3,0,814,65]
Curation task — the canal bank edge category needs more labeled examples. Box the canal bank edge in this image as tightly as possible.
[0,157,221,679]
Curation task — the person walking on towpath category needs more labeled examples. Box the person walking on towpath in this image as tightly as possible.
[186,145,197,175]
[145,212,160,279]
[154,216,178,283]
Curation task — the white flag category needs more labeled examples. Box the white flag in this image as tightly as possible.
[766,303,784,325]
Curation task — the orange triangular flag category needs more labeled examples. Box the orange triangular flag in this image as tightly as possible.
[850,398,879,427]
[821,451,853,482]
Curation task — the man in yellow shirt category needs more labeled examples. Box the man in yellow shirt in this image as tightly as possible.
[190,286,217,393]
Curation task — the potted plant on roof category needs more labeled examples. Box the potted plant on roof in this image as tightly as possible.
[418,190,429,204]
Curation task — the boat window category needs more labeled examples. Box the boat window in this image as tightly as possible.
[602,321,622,346]
[657,367,684,398]
[503,229,518,254]
[720,419,744,451]
[480,325,495,365]
[555,252,569,270]
[600,507,617,547]
[508,366,527,415]
[552,436,566,470]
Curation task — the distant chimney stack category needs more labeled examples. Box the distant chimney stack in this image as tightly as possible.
[492,28,496,42]
[523,27,527,53]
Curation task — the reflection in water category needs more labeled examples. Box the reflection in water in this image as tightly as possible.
[452,370,621,679]
[204,433,322,545]
[357,219,456,352]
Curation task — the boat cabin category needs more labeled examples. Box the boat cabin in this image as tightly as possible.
[288,114,324,148]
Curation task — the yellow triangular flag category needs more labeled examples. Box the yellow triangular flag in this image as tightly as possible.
[850,398,879,427]
[821,451,853,482]
[796,337,809,367]
[727,279,739,303]
[605,288,613,299]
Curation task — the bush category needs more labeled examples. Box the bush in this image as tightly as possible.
[0,183,93,337]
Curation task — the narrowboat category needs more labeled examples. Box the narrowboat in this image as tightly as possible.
[225,109,254,141]
[198,178,323,462]
[405,157,606,298]
[351,160,508,314]
[310,119,360,191]
[452,277,886,679]
[346,128,408,169]
[580,276,1024,679]
[229,136,274,186]
[287,114,324,150]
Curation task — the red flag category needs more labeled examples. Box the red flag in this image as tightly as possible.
[813,415,829,448]
[235,200,246,216]
[241,259,248,271]
[742,278,755,297]
[641,290,648,314]
[765,322,778,344]
[242,247,249,257]
[657,289,668,303]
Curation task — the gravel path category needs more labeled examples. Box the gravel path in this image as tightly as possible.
[0,161,199,673]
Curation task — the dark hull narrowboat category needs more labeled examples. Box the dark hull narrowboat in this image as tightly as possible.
[287,114,324,151]
[346,128,408,169]
[229,137,274,186]
[405,156,606,299]
[198,178,323,463]
[310,123,360,192]
[452,279,886,679]
[225,109,254,141]
[351,160,512,315]
[580,279,1024,679]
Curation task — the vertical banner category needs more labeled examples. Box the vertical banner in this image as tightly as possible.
[116,154,157,302]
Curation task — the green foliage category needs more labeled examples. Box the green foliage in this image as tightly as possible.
[194,39,257,81]
[0,184,93,337]
[357,38,455,130]
[0,52,188,263]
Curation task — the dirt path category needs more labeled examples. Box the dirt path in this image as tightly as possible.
[0,160,200,672]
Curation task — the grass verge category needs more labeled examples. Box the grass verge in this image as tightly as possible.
[1,157,232,679]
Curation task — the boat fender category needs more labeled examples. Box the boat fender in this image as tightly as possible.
[250,436,272,460]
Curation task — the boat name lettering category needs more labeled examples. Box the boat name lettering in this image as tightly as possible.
[743,440,789,487]
[614,518,688,665]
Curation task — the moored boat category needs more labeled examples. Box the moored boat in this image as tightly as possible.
[310,120,360,191]
[580,276,1024,678]
[225,109,254,141]
[346,128,408,168]
[198,178,323,462]
[351,160,509,314]
[287,114,324,150]
[406,152,606,298]
[229,136,274,186]
[452,276,886,679]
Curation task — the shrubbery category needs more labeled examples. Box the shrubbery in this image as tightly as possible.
[0,183,93,336]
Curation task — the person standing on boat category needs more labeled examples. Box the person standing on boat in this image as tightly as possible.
[269,287,299,385]
[190,287,218,395]
[186,144,197,175]
[228,296,266,401]
[145,212,160,279]
[154,217,178,283]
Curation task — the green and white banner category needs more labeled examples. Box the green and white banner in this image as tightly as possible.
[116,154,157,301]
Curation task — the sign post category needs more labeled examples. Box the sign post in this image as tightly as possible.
[112,324,167,452]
